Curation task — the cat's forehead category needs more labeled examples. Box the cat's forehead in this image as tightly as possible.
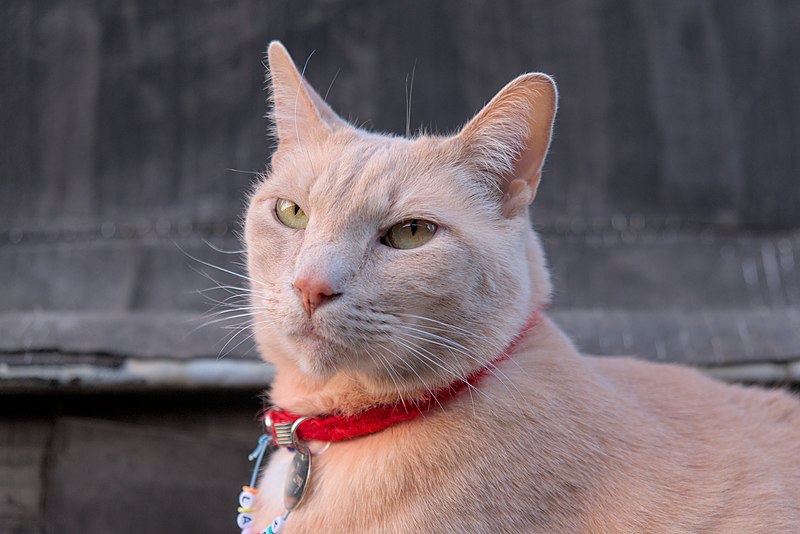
[267,134,476,226]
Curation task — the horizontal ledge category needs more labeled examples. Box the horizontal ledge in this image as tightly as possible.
[701,361,800,383]
[0,358,274,394]
[3,306,800,367]
[2,355,799,395]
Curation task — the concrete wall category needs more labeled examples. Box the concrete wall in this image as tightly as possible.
[3,0,799,236]
[2,2,800,533]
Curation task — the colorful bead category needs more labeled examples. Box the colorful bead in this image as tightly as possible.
[236,512,255,529]
[239,489,257,508]
[266,515,286,533]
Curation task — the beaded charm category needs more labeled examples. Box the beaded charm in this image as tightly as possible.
[239,486,258,508]
[237,484,259,530]
[236,435,271,533]
[235,434,295,533]
[236,510,255,529]
[265,513,287,533]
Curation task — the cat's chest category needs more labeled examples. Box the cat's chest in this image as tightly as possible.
[251,428,456,532]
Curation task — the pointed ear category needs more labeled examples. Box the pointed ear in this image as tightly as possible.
[454,73,557,217]
[267,41,350,151]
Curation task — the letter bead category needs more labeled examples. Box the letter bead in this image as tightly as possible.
[239,490,257,508]
[266,515,286,533]
[236,512,255,529]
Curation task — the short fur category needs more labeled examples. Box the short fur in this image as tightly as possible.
[244,42,800,532]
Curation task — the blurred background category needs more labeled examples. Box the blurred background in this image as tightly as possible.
[2,1,799,532]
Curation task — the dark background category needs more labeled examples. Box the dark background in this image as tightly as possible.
[2,1,799,533]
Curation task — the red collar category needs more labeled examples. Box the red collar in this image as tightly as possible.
[264,310,542,446]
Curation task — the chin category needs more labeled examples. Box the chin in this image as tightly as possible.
[289,334,344,378]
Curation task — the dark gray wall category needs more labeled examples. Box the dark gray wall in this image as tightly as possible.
[1,1,799,318]
[3,4,800,533]
[3,0,799,237]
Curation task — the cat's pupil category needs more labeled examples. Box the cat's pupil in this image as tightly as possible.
[409,220,418,236]
[293,204,300,215]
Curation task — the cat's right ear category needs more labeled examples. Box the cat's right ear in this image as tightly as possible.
[267,41,351,152]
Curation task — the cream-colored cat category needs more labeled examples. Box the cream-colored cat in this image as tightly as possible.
[243,41,800,533]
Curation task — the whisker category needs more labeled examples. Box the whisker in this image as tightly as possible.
[195,284,255,296]
[396,313,506,352]
[392,324,517,396]
[175,241,270,288]
[202,237,247,255]
[405,58,417,137]
[394,312,531,379]
[196,291,254,309]
[324,68,341,102]
[218,328,258,360]
[378,342,438,411]
[392,337,446,412]
[225,168,262,176]
[198,306,271,323]
[189,266,264,297]
[364,346,409,413]
[393,334,491,404]
[192,311,260,332]
[295,50,317,177]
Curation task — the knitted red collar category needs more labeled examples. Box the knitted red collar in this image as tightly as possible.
[263,310,542,446]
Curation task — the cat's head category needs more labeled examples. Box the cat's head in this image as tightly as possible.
[245,42,556,396]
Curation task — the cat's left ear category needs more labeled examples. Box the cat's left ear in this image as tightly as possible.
[267,41,351,151]
[453,74,557,218]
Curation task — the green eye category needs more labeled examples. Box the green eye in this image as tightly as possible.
[381,219,437,249]
[275,198,308,229]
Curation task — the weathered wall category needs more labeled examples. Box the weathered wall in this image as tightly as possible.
[2,0,800,317]
[2,3,800,533]
[2,0,799,236]
[1,394,263,533]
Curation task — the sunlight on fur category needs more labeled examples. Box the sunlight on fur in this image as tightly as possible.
[240,41,800,532]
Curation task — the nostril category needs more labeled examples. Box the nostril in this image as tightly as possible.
[324,291,343,305]
[293,275,342,315]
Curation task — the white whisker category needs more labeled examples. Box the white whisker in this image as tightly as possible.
[201,237,247,255]
[393,323,518,395]
[295,51,317,177]
[393,335,490,404]
[177,243,270,288]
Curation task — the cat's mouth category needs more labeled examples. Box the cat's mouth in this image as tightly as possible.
[287,322,341,349]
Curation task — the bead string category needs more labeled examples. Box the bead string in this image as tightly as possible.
[236,434,291,534]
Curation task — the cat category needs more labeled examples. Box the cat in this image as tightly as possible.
[241,41,800,533]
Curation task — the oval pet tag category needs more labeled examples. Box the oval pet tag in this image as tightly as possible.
[284,449,312,510]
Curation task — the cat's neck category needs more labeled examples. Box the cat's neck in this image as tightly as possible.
[267,361,404,417]
[266,310,549,417]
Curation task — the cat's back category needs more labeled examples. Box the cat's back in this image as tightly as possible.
[589,353,800,448]
[586,353,800,529]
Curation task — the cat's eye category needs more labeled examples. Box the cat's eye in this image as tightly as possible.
[275,198,308,229]
[381,219,437,249]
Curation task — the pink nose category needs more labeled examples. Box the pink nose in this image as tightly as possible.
[293,275,340,315]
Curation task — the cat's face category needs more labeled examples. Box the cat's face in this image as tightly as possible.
[244,42,556,394]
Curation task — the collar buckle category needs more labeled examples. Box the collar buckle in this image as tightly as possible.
[266,412,309,449]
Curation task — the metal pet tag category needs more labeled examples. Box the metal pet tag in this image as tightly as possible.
[284,449,312,511]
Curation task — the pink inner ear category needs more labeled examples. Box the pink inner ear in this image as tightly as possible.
[267,41,351,151]
[268,43,328,148]
[502,179,534,218]
[454,73,558,216]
